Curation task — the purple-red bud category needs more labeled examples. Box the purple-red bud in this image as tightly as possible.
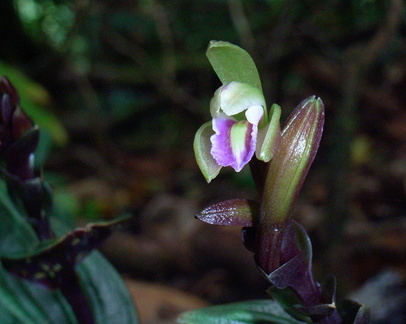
[0,76,20,105]
[0,77,34,154]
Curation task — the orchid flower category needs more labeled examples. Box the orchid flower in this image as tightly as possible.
[194,81,281,182]
[210,81,266,172]
[194,41,282,182]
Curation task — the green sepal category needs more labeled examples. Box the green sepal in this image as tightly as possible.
[257,103,282,162]
[206,41,262,91]
[193,121,221,183]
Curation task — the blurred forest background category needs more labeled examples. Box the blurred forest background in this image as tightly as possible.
[0,0,405,323]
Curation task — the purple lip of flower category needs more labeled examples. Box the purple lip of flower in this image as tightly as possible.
[209,82,266,172]
[210,105,264,172]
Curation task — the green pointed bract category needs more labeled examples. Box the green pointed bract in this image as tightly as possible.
[193,121,221,183]
[256,103,282,162]
[206,41,262,91]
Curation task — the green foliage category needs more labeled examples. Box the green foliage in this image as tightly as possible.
[15,0,75,50]
[74,251,139,324]
[0,181,139,323]
[0,182,39,257]
[0,252,139,324]
[194,121,221,182]
[178,299,303,324]
[0,265,77,324]
[0,1,391,322]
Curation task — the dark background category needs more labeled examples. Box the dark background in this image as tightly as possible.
[1,1,405,323]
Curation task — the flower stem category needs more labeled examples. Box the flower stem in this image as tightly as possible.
[59,272,95,324]
[254,221,285,274]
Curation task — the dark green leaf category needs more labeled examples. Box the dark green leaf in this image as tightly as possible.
[76,251,139,324]
[0,264,77,324]
[0,181,39,257]
[0,218,139,323]
[0,250,139,324]
[53,219,140,324]
[296,304,336,317]
[0,179,139,323]
[178,299,304,324]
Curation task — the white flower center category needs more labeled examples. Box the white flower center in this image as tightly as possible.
[245,105,263,126]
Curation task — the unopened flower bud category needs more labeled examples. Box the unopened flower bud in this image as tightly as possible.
[0,76,34,155]
[255,96,324,273]
[260,96,324,225]
[0,76,37,180]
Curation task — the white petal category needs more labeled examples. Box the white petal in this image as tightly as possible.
[245,105,264,126]
[220,82,266,117]
[210,86,223,117]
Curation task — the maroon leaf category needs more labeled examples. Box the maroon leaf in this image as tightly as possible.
[196,199,259,226]
[1,218,127,289]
